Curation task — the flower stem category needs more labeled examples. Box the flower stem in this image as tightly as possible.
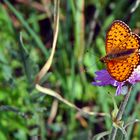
[109,84,132,140]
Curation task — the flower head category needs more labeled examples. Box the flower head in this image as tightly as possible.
[92,65,140,95]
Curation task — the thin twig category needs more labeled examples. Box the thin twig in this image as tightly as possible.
[109,85,132,140]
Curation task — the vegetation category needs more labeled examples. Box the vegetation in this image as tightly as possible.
[0,0,140,139]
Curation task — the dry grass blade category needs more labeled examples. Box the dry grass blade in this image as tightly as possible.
[35,0,59,83]
[36,84,110,118]
[131,0,140,13]
[48,99,58,124]
[35,0,110,118]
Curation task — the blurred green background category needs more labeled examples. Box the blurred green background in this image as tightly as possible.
[0,0,140,139]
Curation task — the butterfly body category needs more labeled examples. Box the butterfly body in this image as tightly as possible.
[100,48,137,62]
[101,20,140,82]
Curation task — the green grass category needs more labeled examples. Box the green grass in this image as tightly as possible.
[0,0,140,139]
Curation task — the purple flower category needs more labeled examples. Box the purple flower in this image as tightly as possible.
[92,65,140,95]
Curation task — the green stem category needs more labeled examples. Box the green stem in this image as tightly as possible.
[109,85,132,140]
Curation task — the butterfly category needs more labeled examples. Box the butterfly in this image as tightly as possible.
[100,20,140,82]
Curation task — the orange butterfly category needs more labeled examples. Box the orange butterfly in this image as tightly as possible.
[100,20,140,82]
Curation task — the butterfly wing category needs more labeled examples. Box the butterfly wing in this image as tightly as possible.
[106,20,131,54]
[106,21,140,82]
[107,53,140,82]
